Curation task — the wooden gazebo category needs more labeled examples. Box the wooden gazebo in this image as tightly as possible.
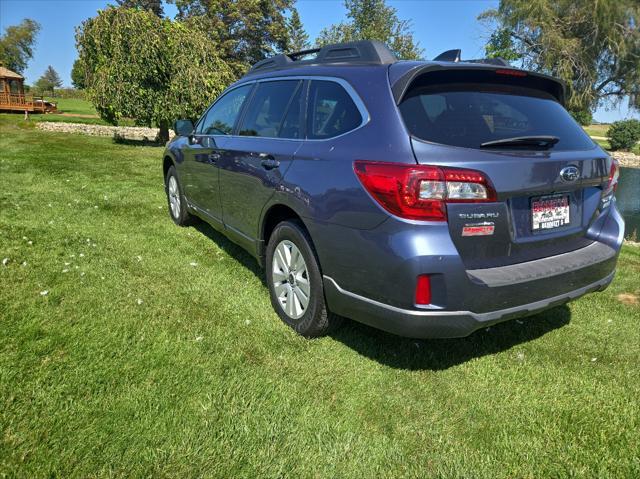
[0,66,56,113]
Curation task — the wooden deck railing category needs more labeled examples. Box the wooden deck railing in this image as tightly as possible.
[0,92,49,113]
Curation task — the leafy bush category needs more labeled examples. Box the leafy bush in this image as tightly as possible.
[569,109,592,126]
[607,119,640,151]
[48,88,86,99]
[76,7,234,142]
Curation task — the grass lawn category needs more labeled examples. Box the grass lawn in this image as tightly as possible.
[583,124,610,138]
[47,97,98,116]
[1,115,639,477]
[28,98,136,126]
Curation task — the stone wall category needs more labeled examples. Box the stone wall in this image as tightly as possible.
[36,121,174,141]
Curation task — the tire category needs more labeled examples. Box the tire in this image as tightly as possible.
[165,165,195,226]
[266,220,342,337]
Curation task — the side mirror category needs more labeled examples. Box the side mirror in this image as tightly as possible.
[174,119,194,137]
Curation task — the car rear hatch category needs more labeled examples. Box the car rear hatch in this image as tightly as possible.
[394,66,614,269]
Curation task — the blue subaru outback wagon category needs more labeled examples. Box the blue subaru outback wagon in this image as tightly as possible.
[162,41,624,338]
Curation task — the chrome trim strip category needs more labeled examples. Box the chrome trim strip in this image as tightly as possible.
[323,272,614,321]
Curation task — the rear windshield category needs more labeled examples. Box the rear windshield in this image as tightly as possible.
[399,83,594,151]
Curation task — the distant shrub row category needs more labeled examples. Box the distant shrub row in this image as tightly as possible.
[607,119,640,151]
[24,86,86,100]
[48,88,86,99]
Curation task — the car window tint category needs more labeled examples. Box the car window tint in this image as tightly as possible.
[307,81,362,139]
[238,80,301,138]
[399,85,594,151]
[198,84,252,135]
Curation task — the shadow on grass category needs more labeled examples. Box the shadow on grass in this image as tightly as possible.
[192,221,266,285]
[190,218,571,370]
[113,134,163,147]
[330,305,571,371]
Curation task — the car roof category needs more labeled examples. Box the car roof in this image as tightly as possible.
[231,40,566,105]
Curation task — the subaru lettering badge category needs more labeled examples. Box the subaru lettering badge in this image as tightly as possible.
[560,166,580,182]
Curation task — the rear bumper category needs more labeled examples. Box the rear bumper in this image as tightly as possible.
[324,271,615,338]
[314,204,623,338]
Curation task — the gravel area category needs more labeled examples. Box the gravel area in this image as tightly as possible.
[36,121,173,141]
[610,151,640,168]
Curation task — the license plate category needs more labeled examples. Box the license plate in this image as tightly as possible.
[531,195,570,231]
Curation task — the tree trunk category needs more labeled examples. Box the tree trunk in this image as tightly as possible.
[158,120,170,144]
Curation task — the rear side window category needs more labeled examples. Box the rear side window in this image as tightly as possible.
[399,84,594,151]
[307,81,362,139]
[198,84,252,135]
[238,80,302,138]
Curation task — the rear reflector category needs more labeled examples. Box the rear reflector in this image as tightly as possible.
[415,275,432,305]
[353,161,496,221]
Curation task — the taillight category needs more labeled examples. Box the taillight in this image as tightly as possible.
[603,158,619,196]
[353,161,496,221]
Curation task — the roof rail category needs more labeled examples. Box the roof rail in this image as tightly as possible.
[432,49,510,67]
[246,40,397,75]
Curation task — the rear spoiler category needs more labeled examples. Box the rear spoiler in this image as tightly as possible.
[390,63,567,106]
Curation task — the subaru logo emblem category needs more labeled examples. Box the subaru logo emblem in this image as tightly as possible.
[560,166,580,182]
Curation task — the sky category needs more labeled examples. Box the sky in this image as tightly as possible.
[0,0,637,123]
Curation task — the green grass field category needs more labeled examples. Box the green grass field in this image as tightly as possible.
[32,98,136,126]
[48,97,98,116]
[583,124,610,138]
[1,115,639,477]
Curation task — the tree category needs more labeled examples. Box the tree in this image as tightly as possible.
[170,0,295,76]
[115,0,164,17]
[480,0,640,114]
[43,66,62,89]
[34,66,62,95]
[71,58,86,89]
[76,7,234,142]
[287,8,310,52]
[316,0,423,60]
[0,19,40,74]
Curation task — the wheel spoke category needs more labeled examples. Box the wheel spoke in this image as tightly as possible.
[293,286,309,309]
[274,282,288,298]
[296,276,310,296]
[272,268,287,282]
[292,249,305,272]
[281,243,292,269]
[292,291,303,317]
[275,248,289,275]
[290,247,301,271]
[286,285,296,317]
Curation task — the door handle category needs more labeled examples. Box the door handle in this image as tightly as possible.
[260,155,280,170]
[207,152,221,163]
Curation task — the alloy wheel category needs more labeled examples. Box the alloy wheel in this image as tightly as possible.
[168,175,181,218]
[271,240,310,319]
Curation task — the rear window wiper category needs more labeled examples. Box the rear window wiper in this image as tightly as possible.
[480,136,560,149]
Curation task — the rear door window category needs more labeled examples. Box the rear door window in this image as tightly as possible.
[307,81,363,139]
[238,80,302,138]
[399,84,594,150]
[198,84,253,136]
